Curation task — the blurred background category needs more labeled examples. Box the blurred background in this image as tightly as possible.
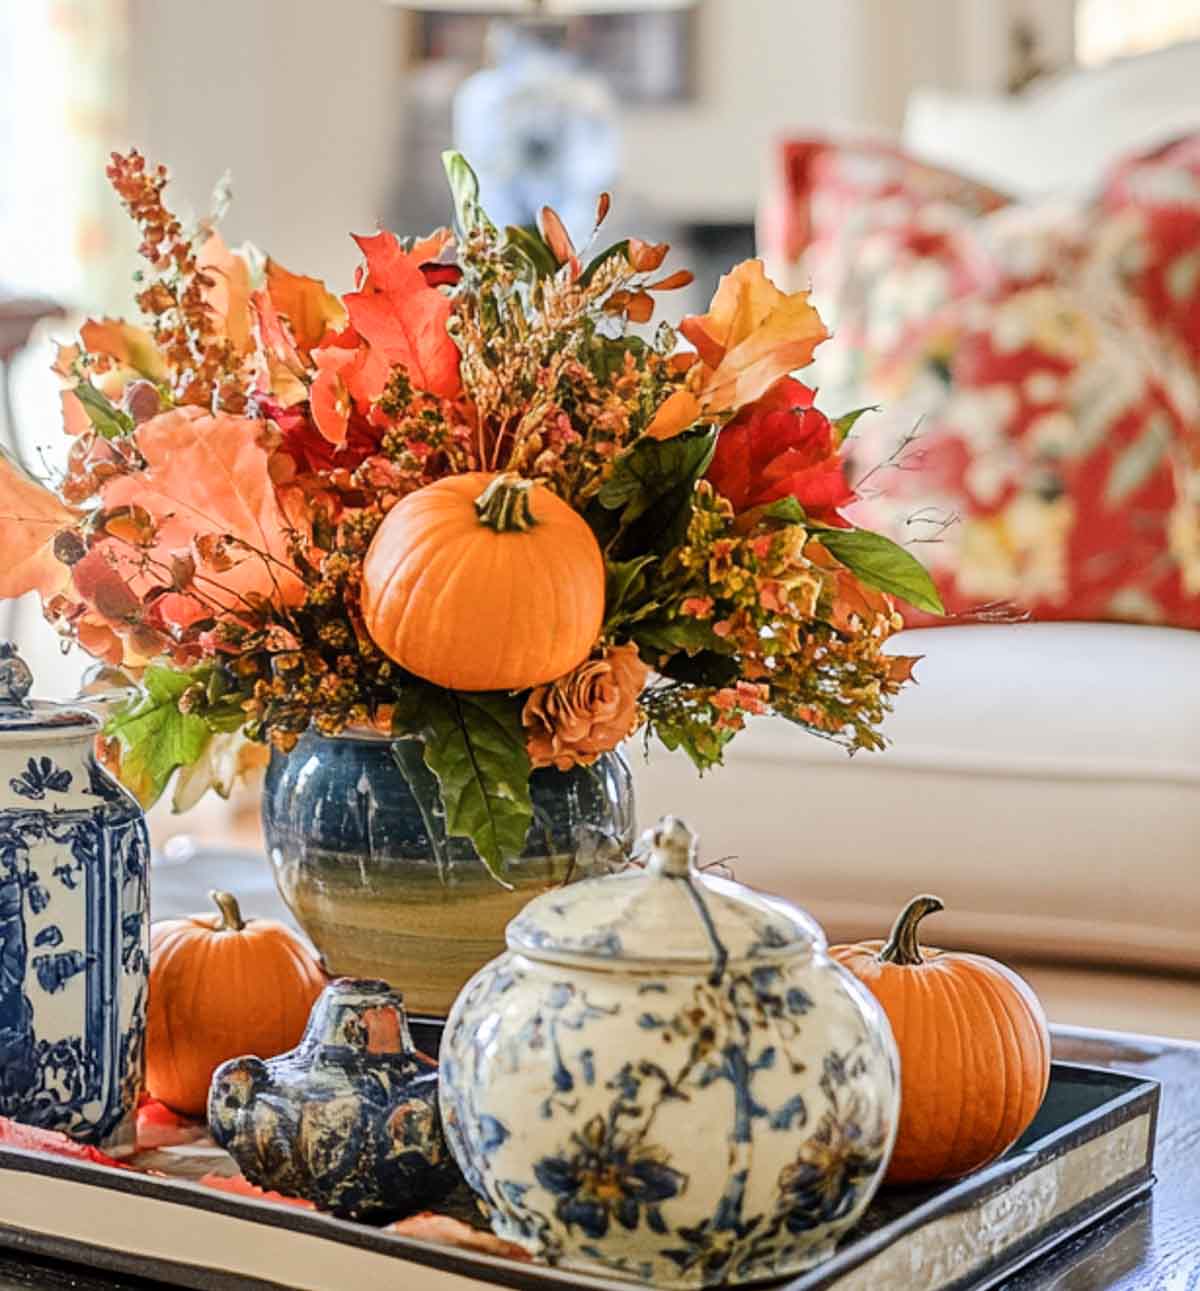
[2,0,1198,1034]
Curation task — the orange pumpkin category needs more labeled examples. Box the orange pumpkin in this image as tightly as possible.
[146,891,326,1116]
[361,472,605,693]
[830,895,1050,1184]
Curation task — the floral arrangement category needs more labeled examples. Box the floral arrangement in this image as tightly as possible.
[0,151,940,876]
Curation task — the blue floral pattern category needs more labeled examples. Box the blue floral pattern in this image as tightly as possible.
[440,951,898,1287]
[0,753,149,1146]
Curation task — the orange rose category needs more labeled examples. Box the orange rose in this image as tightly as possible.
[522,644,649,772]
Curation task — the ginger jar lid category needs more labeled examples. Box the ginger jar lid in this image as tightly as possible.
[507,815,825,973]
[0,642,97,735]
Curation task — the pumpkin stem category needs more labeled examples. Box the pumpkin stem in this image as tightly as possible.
[209,889,246,933]
[475,473,537,533]
[877,894,944,966]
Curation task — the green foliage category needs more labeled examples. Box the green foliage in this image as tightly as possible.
[597,429,716,556]
[816,526,945,615]
[393,686,532,884]
[104,666,211,807]
[831,405,879,445]
[641,686,735,772]
[503,225,559,281]
[630,615,730,661]
[603,555,658,632]
[73,382,133,440]
[442,151,495,237]
[578,239,630,288]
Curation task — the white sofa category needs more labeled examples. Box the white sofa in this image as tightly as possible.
[632,623,1200,972]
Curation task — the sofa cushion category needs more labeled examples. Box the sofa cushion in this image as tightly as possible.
[761,134,1200,629]
[631,623,1200,972]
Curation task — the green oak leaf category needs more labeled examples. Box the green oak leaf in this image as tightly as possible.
[73,382,133,440]
[104,666,210,807]
[816,527,945,615]
[393,686,532,884]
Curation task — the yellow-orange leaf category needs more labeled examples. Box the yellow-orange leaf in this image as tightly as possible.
[197,233,253,355]
[647,270,695,292]
[646,389,702,441]
[0,451,76,599]
[78,318,168,382]
[680,259,793,371]
[538,206,575,265]
[627,239,670,273]
[626,291,655,324]
[701,288,829,413]
[264,259,347,357]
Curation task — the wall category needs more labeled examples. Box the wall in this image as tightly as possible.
[122,0,1070,252]
[126,0,410,287]
[619,0,1077,222]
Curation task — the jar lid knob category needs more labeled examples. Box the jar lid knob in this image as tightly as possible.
[0,642,33,708]
[646,815,696,879]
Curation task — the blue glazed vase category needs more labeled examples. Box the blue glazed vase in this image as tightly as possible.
[0,644,150,1150]
[261,731,635,1017]
[209,978,458,1220]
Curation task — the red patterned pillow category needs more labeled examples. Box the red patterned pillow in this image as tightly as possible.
[764,136,1200,628]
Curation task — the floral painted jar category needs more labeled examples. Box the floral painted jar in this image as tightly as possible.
[0,644,150,1149]
[439,816,900,1288]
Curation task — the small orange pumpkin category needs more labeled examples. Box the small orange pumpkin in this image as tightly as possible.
[830,895,1050,1184]
[146,891,326,1116]
[361,471,605,693]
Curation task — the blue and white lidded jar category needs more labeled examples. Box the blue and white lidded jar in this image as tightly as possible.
[0,644,150,1150]
[439,815,900,1288]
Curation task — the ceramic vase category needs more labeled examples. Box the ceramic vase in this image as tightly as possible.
[261,731,634,1017]
[208,978,458,1220]
[439,817,900,1288]
[0,645,150,1150]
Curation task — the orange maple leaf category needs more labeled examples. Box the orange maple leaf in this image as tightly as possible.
[0,452,76,599]
[100,407,307,610]
[344,230,461,400]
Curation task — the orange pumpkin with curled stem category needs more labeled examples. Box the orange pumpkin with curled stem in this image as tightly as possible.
[829,894,1050,1184]
[361,471,605,693]
[146,891,326,1116]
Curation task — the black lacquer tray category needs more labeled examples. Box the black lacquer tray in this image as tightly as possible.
[0,1014,1159,1291]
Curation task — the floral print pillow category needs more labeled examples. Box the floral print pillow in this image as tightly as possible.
[767,136,1200,627]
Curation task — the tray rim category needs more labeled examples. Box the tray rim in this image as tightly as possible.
[0,1061,1161,1291]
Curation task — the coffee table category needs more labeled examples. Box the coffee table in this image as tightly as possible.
[0,1026,1194,1290]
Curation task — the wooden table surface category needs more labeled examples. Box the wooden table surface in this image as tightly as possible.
[0,1027,1195,1291]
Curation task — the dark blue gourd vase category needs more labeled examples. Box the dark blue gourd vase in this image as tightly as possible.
[261,732,634,1017]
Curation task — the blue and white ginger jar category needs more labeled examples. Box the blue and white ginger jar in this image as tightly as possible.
[0,644,150,1149]
[439,816,900,1287]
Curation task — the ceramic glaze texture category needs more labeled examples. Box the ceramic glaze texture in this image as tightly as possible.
[261,732,634,1016]
[439,818,900,1287]
[208,978,459,1220]
[0,648,150,1150]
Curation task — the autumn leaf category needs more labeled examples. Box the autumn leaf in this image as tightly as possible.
[344,231,461,399]
[648,260,830,441]
[100,407,306,609]
[264,258,347,356]
[0,448,76,599]
[78,318,167,382]
[537,205,575,264]
[197,233,253,355]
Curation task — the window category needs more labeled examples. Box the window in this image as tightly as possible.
[1075,0,1200,66]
